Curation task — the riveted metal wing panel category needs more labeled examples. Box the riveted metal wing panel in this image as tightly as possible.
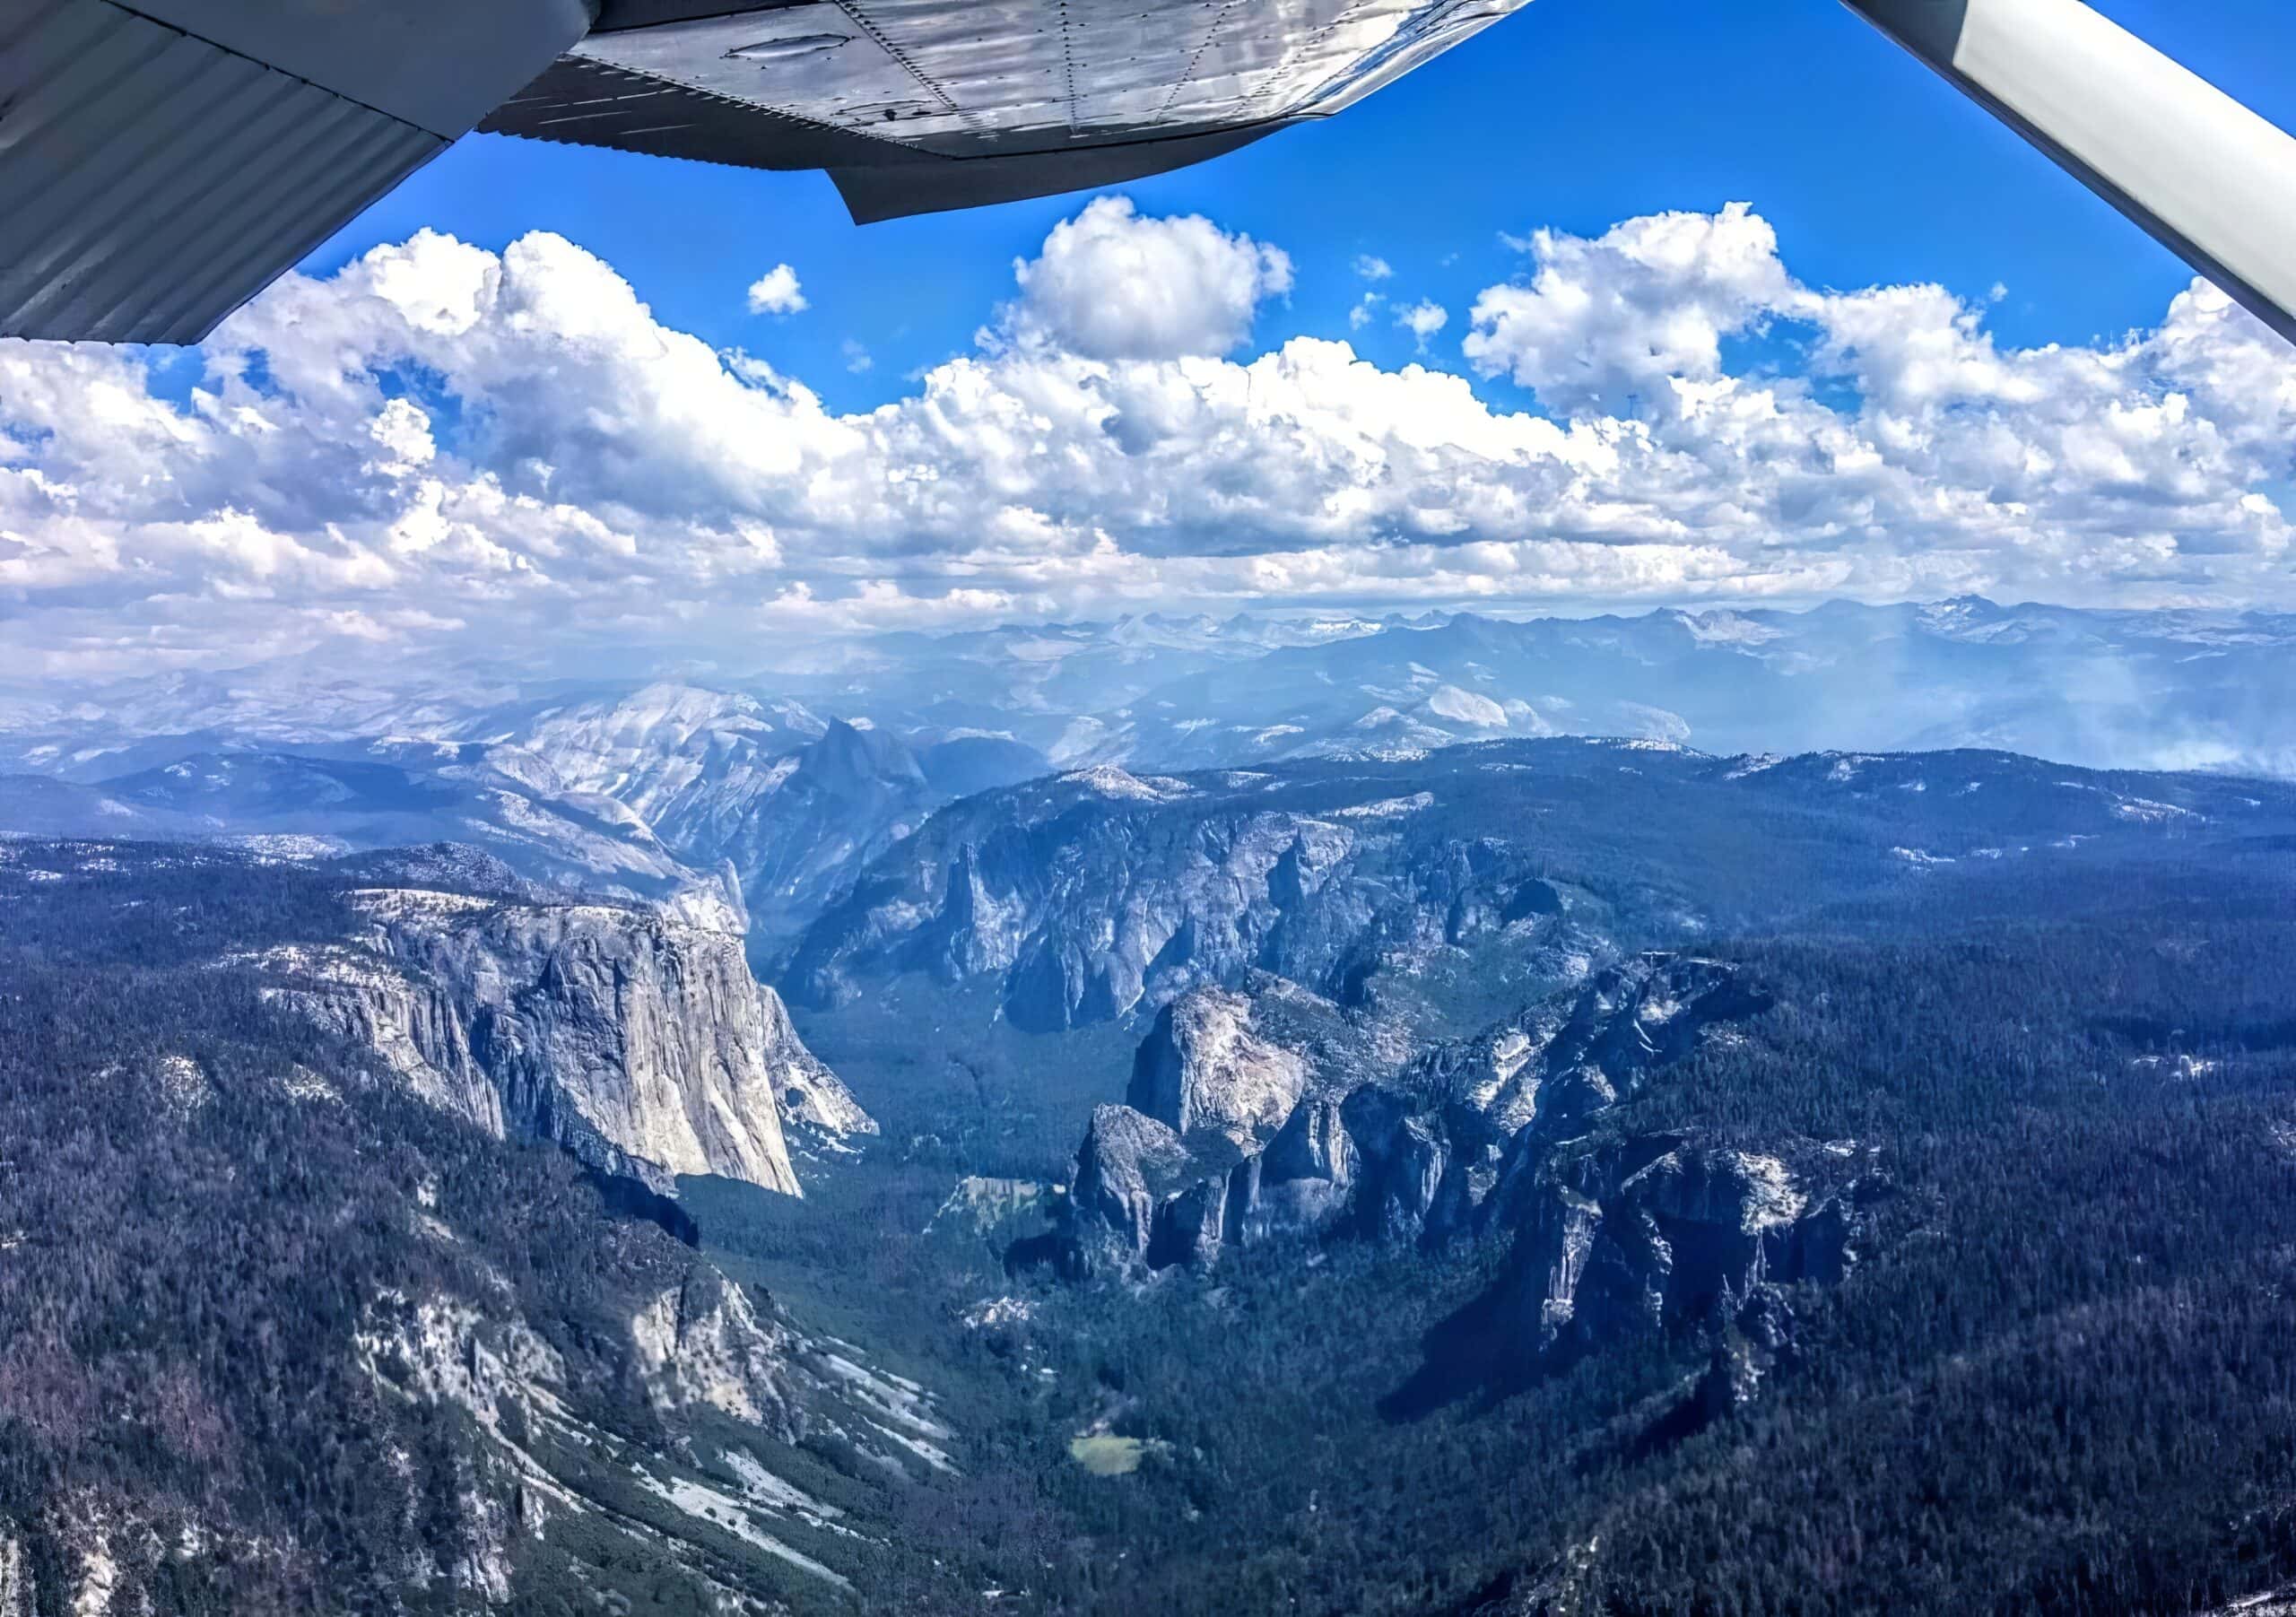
[485,0,1535,218]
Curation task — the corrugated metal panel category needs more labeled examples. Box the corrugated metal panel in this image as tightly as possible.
[0,0,444,344]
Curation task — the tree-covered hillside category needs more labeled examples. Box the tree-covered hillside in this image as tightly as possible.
[8,738,2296,1613]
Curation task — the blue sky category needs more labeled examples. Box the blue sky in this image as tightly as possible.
[335,0,2296,413]
[9,0,2295,681]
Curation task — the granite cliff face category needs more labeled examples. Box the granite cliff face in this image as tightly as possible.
[0,837,949,1613]
[1128,984,1310,1151]
[1053,956,1766,1274]
[1061,1105,1202,1279]
[1499,1136,1871,1361]
[1046,954,1881,1373]
[785,740,2277,1038]
[626,1265,801,1432]
[785,759,1607,1033]
[343,1247,954,1605]
[246,888,869,1195]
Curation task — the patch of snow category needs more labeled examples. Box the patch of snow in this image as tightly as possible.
[720,1448,841,1524]
[1678,610,1780,647]
[1333,792,1433,820]
[1426,685,1507,728]
[2113,796,2199,824]
[817,1351,951,1447]
[1728,1153,1807,1231]
[868,1421,957,1474]
[348,888,495,922]
[230,832,344,860]
[637,1473,850,1588]
[1057,765,1173,802]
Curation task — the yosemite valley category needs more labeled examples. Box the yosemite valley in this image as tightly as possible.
[4,602,2296,1613]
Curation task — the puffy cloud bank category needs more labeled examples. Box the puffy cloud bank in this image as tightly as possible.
[1,196,2291,678]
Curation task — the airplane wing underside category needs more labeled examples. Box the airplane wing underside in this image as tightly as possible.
[481,0,1533,222]
[0,0,1528,342]
[475,51,1284,225]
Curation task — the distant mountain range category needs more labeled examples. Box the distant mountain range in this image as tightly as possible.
[13,597,2296,774]
[783,738,2296,1034]
[0,743,749,929]
[5,598,2292,949]
[1060,596,2296,775]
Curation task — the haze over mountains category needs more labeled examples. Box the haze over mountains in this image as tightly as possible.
[13,596,2295,778]
[2,597,2291,957]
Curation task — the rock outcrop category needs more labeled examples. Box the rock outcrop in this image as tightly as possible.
[1127,985,1309,1150]
[0,1533,28,1617]
[1052,956,1773,1278]
[629,1266,799,1435]
[1055,972,1397,1275]
[1045,954,1882,1376]
[479,691,1048,946]
[785,762,1607,1032]
[787,737,2268,1039]
[348,1253,949,1596]
[759,987,877,1140]
[1061,1105,1202,1277]
[1500,1140,1870,1358]
[246,888,871,1195]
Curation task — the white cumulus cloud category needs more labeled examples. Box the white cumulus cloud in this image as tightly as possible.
[1465,202,1796,414]
[1003,195,1292,360]
[745,263,807,316]
[0,196,2289,684]
[1396,299,1449,351]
